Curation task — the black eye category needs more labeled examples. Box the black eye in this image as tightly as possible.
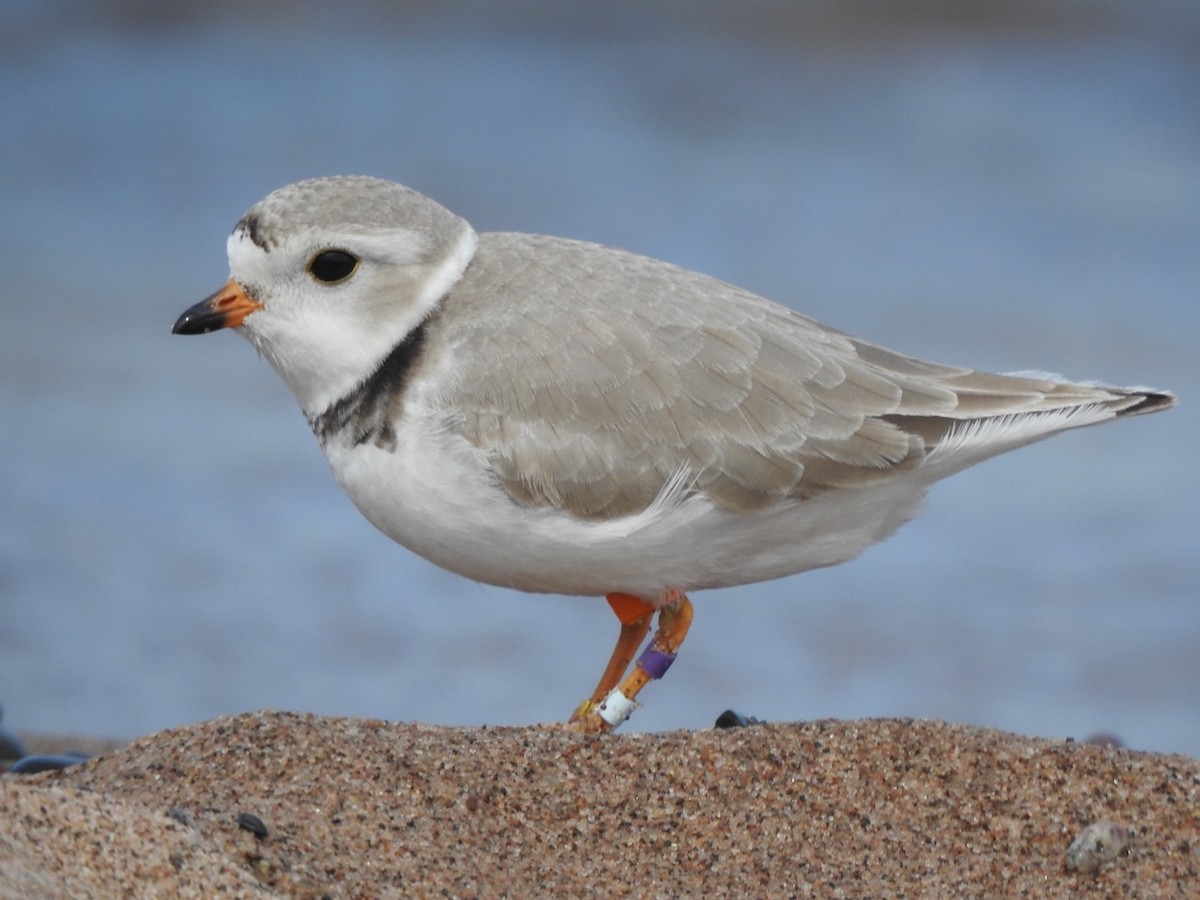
[308,249,360,284]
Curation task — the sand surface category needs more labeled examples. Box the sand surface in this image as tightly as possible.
[2,712,1196,897]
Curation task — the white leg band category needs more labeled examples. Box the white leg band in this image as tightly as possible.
[597,688,639,727]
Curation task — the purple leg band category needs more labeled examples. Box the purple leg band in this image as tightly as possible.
[638,647,676,679]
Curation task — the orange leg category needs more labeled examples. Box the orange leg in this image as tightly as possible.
[570,593,652,725]
[569,591,694,733]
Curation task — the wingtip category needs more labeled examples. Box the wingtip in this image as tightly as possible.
[1117,389,1177,416]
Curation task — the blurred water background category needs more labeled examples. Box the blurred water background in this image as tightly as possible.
[1,0,1197,755]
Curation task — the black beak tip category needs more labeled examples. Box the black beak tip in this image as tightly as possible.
[172,306,220,335]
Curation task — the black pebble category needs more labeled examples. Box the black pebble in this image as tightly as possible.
[714,709,764,729]
[167,807,190,826]
[237,812,268,838]
[8,753,89,774]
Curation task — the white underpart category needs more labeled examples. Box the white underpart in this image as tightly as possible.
[326,403,933,605]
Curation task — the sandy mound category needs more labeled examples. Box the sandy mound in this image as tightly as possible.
[2,712,1196,897]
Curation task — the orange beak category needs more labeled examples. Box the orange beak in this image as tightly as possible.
[172,279,263,335]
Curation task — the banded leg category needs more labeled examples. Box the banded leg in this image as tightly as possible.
[571,593,654,721]
[569,591,694,733]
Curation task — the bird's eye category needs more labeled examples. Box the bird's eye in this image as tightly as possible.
[308,249,360,284]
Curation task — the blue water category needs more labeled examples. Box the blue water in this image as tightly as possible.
[2,2,1197,755]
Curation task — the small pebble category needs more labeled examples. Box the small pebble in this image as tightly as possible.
[7,753,89,775]
[1064,821,1133,873]
[237,811,269,838]
[167,807,190,826]
[714,709,764,729]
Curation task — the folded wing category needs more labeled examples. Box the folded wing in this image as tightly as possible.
[432,234,1173,520]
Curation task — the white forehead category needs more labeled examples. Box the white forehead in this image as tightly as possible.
[227,229,271,283]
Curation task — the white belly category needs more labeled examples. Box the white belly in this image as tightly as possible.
[322,409,930,605]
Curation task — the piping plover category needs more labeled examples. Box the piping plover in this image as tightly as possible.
[174,175,1175,732]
